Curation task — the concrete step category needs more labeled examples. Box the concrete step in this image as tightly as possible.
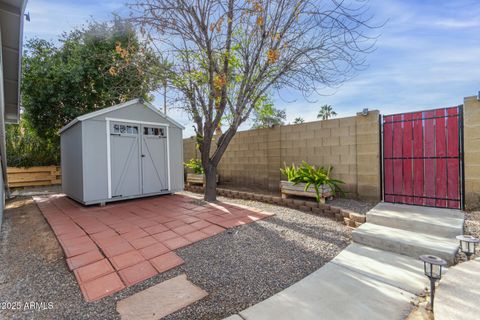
[352,223,459,265]
[239,262,416,320]
[435,258,480,320]
[331,243,428,294]
[367,203,464,238]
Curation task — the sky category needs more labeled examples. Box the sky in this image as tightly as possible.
[23,0,480,137]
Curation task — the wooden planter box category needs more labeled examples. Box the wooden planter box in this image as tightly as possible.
[186,173,219,186]
[280,181,332,204]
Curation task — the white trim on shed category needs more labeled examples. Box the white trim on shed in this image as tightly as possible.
[59,98,185,134]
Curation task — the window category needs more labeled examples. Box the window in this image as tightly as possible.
[113,124,138,135]
[143,126,166,137]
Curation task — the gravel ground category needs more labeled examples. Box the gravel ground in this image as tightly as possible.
[0,192,351,320]
[463,210,480,259]
[326,198,377,215]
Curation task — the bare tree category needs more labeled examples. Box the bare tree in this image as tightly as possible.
[129,0,378,201]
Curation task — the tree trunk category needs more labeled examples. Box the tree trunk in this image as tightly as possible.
[204,164,217,202]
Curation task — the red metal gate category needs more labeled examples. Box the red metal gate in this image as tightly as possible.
[382,106,464,209]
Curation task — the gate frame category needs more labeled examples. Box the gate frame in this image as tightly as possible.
[380,105,465,210]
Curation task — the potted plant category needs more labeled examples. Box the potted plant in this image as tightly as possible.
[280,161,344,204]
[185,158,219,186]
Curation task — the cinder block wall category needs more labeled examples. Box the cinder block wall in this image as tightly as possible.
[464,96,480,210]
[183,111,381,201]
[280,116,358,195]
[356,111,381,200]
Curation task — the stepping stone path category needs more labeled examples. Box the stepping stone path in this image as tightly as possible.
[230,202,463,320]
[116,274,208,320]
[34,194,273,301]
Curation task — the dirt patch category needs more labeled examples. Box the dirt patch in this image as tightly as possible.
[3,198,63,264]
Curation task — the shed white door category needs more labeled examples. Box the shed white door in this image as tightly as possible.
[141,125,168,194]
[109,122,168,198]
[110,122,142,198]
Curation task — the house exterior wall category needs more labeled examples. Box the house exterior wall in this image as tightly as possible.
[0,25,5,228]
[61,122,84,202]
[464,96,480,210]
[0,161,3,229]
[184,111,381,201]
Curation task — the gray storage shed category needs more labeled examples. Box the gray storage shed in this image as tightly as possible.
[59,98,184,205]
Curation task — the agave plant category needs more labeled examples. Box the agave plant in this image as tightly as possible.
[281,161,345,203]
[280,163,298,181]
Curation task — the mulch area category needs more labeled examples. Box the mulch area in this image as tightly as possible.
[0,192,351,319]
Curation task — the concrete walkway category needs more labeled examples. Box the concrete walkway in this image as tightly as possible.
[227,202,463,320]
[434,257,480,320]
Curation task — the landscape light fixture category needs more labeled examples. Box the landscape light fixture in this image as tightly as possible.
[419,255,447,310]
[24,12,30,22]
[456,235,479,260]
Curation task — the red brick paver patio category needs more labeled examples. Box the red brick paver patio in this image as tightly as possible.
[34,194,274,302]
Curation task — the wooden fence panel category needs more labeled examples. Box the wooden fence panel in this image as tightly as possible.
[7,166,61,188]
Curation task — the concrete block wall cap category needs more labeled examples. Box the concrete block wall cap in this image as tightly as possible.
[299,205,312,212]
[464,95,479,101]
[340,210,351,218]
[293,199,306,206]
[246,193,256,200]
[331,207,341,214]
[350,213,366,223]
[305,201,318,208]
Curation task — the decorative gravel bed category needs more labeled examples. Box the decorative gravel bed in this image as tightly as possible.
[464,210,480,259]
[0,193,351,320]
[326,198,377,215]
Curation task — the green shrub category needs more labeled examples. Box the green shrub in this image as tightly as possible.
[281,161,345,202]
[184,158,204,174]
[6,118,59,167]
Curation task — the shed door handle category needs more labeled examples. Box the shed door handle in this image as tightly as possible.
[141,154,145,158]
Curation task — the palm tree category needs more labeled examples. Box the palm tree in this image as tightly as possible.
[317,104,337,120]
[293,117,304,124]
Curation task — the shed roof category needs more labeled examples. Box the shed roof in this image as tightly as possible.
[59,98,185,134]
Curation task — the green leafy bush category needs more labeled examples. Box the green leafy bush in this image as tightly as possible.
[281,161,345,202]
[6,118,59,167]
[184,158,204,174]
